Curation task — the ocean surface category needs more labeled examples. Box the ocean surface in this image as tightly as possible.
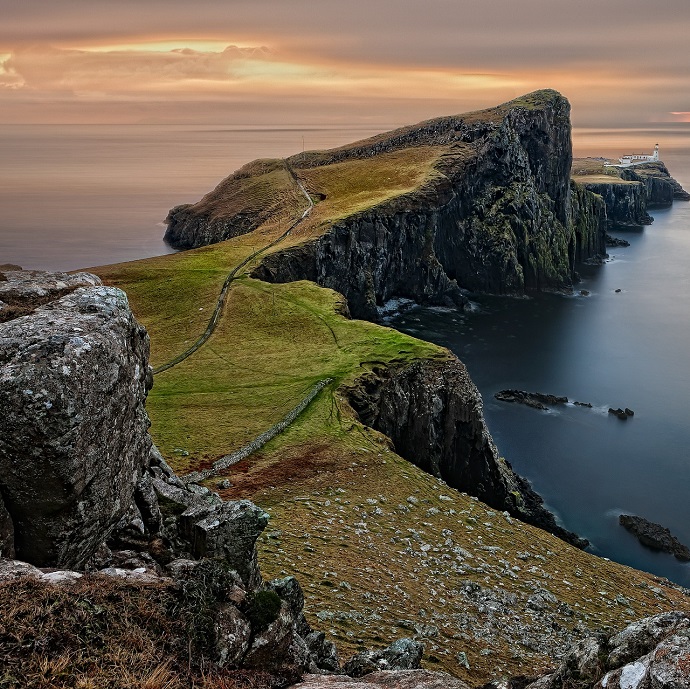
[2,122,689,585]
[0,124,391,271]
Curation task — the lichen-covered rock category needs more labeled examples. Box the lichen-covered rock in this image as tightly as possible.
[0,278,153,568]
[215,602,252,668]
[606,611,690,668]
[305,631,341,673]
[518,612,690,689]
[177,500,269,588]
[342,639,424,678]
[243,600,308,679]
[0,269,102,323]
[288,670,471,689]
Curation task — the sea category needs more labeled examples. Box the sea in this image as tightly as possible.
[1,122,689,585]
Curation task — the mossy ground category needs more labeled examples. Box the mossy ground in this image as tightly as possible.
[570,158,637,186]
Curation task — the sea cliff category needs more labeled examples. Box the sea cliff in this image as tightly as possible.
[166,91,607,320]
[571,159,689,227]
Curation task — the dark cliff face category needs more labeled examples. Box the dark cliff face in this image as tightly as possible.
[569,182,608,263]
[622,162,690,206]
[580,180,653,227]
[578,162,690,229]
[253,91,606,319]
[344,358,587,548]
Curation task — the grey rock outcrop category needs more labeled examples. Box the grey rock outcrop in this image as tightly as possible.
[518,611,690,689]
[0,269,101,323]
[287,670,471,689]
[344,358,587,547]
[342,639,424,678]
[0,273,153,568]
[619,515,690,561]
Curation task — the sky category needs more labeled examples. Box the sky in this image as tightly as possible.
[1,0,689,127]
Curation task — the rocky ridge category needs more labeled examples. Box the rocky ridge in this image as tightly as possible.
[167,90,608,321]
[344,360,586,547]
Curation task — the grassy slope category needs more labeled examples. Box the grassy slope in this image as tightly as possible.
[571,158,638,186]
[94,116,690,684]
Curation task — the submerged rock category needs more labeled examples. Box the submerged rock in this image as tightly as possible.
[619,515,690,561]
[605,234,630,247]
[495,389,569,410]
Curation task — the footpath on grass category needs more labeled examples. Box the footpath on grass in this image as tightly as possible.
[153,162,334,484]
[153,162,314,375]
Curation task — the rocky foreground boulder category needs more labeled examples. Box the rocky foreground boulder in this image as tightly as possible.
[0,269,388,685]
[481,610,690,689]
[0,270,153,567]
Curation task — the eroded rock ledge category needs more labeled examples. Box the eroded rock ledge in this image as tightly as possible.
[343,358,587,548]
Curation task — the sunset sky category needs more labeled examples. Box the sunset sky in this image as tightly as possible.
[1,0,689,127]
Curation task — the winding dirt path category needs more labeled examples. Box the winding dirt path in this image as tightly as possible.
[153,161,313,375]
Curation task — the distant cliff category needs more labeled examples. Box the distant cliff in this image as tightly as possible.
[166,91,607,320]
[572,159,689,228]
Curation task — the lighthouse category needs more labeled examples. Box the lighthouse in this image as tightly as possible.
[617,144,660,167]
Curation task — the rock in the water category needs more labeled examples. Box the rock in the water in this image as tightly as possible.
[0,275,153,568]
[619,515,690,561]
[605,234,630,248]
[608,407,629,420]
[495,389,569,410]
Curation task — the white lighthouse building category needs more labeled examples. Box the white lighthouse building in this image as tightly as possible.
[618,144,659,167]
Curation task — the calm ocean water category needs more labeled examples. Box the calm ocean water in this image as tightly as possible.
[0,124,390,270]
[2,122,689,584]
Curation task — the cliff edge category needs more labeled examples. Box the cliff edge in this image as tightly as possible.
[166,90,606,320]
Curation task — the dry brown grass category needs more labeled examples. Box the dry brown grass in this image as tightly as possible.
[0,576,274,689]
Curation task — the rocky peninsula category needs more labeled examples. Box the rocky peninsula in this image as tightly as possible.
[4,91,690,687]
[166,90,608,320]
